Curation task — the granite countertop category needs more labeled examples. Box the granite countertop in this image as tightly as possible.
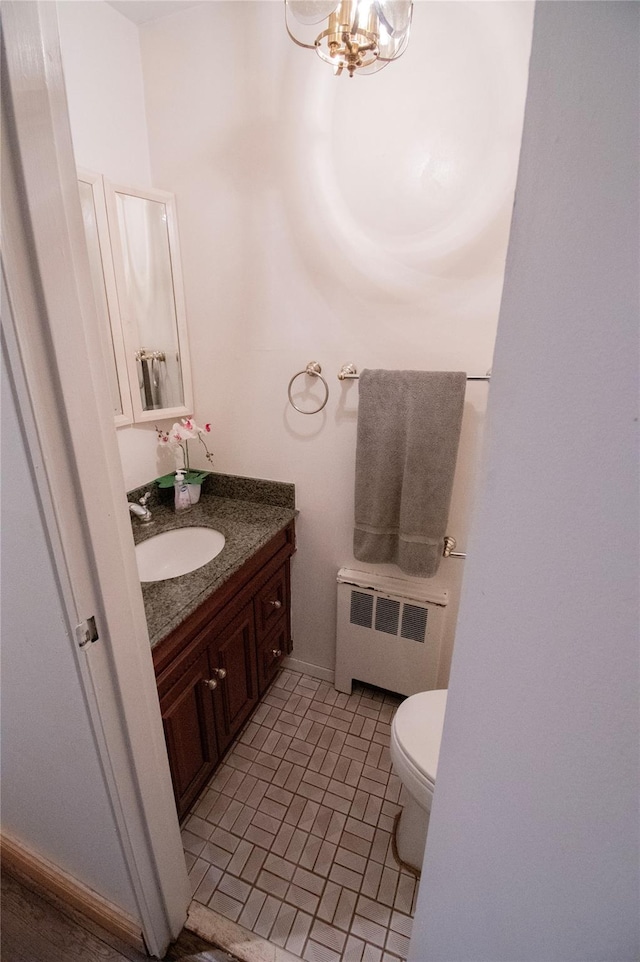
[128,474,296,648]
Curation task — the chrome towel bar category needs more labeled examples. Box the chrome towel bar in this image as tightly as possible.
[443,536,466,559]
[338,363,491,382]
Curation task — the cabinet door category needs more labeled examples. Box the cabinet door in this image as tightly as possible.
[209,603,259,755]
[160,650,219,819]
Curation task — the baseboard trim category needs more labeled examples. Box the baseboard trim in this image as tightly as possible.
[0,831,145,954]
[282,656,335,684]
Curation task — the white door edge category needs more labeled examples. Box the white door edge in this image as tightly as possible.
[1,3,191,955]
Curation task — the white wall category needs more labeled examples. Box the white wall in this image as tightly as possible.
[0,344,138,916]
[411,2,640,959]
[57,0,150,185]
[139,1,533,680]
[57,0,160,485]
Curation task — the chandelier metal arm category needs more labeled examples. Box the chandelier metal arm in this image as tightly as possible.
[344,33,377,55]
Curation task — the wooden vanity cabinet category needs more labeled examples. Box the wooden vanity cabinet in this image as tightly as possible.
[153,521,294,819]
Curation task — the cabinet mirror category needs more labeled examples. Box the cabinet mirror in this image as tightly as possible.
[77,172,194,426]
[105,183,193,423]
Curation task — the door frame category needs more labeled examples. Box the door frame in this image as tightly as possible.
[1,3,191,955]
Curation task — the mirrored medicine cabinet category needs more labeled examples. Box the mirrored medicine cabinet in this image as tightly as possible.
[77,170,193,426]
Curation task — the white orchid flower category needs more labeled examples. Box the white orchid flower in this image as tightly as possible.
[156,417,214,475]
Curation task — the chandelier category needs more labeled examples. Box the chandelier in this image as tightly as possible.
[285,1,413,78]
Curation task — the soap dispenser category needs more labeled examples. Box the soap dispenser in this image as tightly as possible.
[174,469,191,512]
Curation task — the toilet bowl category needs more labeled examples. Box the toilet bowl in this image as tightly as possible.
[390,689,447,873]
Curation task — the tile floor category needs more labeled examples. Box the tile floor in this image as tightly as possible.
[182,669,418,962]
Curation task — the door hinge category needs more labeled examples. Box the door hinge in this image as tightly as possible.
[76,616,99,649]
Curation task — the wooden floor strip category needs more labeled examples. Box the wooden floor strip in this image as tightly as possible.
[1,871,147,962]
[1,832,145,953]
[1,871,238,962]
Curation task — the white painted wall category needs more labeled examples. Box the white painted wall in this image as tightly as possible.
[0,344,138,916]
[57,0,160,484]
[57,0,150,185]
[411,2,640,959]
[139,0,533,680]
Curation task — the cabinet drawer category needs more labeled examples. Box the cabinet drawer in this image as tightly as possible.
[254,564,289,640]
[257,617,288,695]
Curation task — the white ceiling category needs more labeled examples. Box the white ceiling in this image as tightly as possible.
[106,1,203,25]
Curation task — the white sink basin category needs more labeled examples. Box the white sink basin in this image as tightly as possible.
[135,526,225,582]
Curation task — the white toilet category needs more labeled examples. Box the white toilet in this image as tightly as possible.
[390,689,448,873]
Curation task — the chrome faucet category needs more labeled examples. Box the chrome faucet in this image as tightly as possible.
[128,492,152,524]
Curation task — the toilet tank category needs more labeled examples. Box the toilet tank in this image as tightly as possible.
[335,568,449,697]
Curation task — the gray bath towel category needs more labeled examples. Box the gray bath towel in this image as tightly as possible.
[353,370,466,577]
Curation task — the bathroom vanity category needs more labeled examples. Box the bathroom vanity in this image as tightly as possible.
[132,476,296,819]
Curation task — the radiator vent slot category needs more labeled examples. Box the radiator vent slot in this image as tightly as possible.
[401,604,428,643]
[350,590,374,628]
[349,589,428,643]
[375,597,401,635]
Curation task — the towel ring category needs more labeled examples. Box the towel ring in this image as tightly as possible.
[287,362,329,414]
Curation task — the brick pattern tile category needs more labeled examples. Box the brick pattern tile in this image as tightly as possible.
[186,670,417,961]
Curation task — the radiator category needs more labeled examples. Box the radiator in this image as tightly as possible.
[335,568,449,697]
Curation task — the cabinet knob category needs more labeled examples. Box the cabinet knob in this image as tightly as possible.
[269,600,282,609]
[213,667,227,680]
[272,649,283,660]
[203,678,218,690]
